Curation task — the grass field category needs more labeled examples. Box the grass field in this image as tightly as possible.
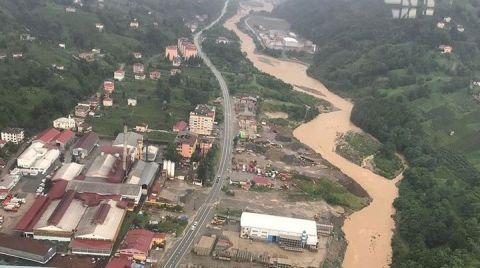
[336,131,380,165]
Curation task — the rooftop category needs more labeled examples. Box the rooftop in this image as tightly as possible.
[240,212,318,245]
[191,104,215,117]
[120,229,155,254]
[2,128,24,134]
[66,180,142,198]
[127,160,159,186]
[55,130,75,144]
[16,196,51,231]
[113,132,143,148]
[53,163,84,181]
[73,132,99,150]
[75,200,126,241]
[0,234,56,262]
[34,128,61,144]
[175,131,198,146]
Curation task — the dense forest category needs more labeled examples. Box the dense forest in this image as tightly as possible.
[274,0,480,267]
[0,0,223,134]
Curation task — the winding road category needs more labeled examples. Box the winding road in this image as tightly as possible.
[161,0,233,267]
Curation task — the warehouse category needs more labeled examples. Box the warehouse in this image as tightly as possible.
[0,234,56,264]
[17,143,60,175]
[72,132,99,159]
[240,212,318,250]
[66,180,142,204]
[127,160,159,188]
[52,163,84,181]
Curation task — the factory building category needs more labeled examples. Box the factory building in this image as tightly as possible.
[17,143,60,175]
[52,163,84,181]
[127,160,159,188]
[240,212,318,251]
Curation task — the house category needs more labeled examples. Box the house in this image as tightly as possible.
[457,24,465,32]
[129,19,139,29]
[103,96,113,107]
[74,105,90,118]
[114,70,125,81]
[117,229,165,261]
[135,124,148,133]
[133,63,144,74]
[104,81,115,93]
[177,38,198,59]
[53,115,76,130]
[444,16,452,23]
[65,6,76,13]
[12,53,23,59]
[170,69,181,76]
[132,52,142,59]
[1,128,24,144]
[149,70,161,80]
[79,52,94,62]
[127,98,137,106]
[77,122,92,133]
[199,137,214,155]
[72,132,99,159]
[172,56,181,67]
[20,34,36,41]
[134,73,146,80]
[439,45,453,54]
[0,54,6,60]
[172,121,187,132]
[91,48,101,54]
[175,131,198,158]
[252,176,273,187]
[53,64,65,71]
[189,104,216,136]
[437,22,445,29]
[165,45,178,61]
[96,23,104,32]
[58,43,66,49]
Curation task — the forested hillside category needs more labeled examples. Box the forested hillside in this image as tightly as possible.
[0,0,222,134]
[274,0,480,267]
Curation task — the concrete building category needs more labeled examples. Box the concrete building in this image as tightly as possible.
[53,116,76,130]
[0,234,56,264]
[189,104,216,136]
[127,98,137,106]
[135,123,148,133]
[165,45,178,61]
[74,105,90,118]
[127,160,159,188]
[103,81,115,93]
[114,70,125,81]
[177,38,198,59]
[132,63,144,74]
[175,131,198,158]
[54,129,75,149]
[95,23,104,32]
[1,128,24,144]
[103,96,113,107]
[149,70,161,80]
[240,212,318,250]
[17,143,60,175]
[172,121,188,132]
[52,163,84,181]
[72,132,99,159]
[113,132,143,150]
[85,153,129,183]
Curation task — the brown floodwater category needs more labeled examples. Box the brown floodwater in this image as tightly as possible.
[224,4,402,268]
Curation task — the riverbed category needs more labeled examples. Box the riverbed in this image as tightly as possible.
[224,3,402,268]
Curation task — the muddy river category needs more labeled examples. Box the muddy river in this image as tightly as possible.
[223,3,402,268]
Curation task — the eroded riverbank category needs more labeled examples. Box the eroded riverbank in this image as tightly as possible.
[224,3,401,268]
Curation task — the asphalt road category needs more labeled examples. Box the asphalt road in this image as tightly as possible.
[162,0,233,267]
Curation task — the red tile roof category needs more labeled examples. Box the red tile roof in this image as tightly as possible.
[54,130,75,145]
[105,256,132,268]
[100,145,125,156]
[48,190,75,226]
[48,180,68,200]
[173,121,187,132]
[34,128,61,143]
[253,176,273,186]
[15,196,51,231]
[70,239,113,250]
[119,229,154,255]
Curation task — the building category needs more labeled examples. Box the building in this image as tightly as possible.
[170,68,181,76]
[149,70,161,80]
[66,180,142,204]
[79,52,94,61]
[17,143,60,175]
[65,6,76,13]
[127,161,159,188]
[199,137,214,155]
[216,37,231,44]
[194,235,216,256]
[113,132,143,150]
[0,174,20,192]
[127,98,137,106]
[175,131,198,158]
[132,63,144,74]
[252,176,273,188]
[75,105,90,118]
[72,132,99,159]
[103,96,113,107]
[96,23,104,32]
[189,104,216,135]
[54,129,75,149]
[85,153,129,183]
[135,124,148,133]
[117,229,165,261]
[134,73,146,80]
[439,45,453,54]
[70,200,127,256]
[129,19,139,29]
[437,21,445,29]
[132,52,142,59]
[0,140,5,148]
[104,81,115,93]
[52,163,84,181]
[240,212,318,250]
[1,128,24,144]
[114,70,125,81]
[165,45,178,61]
[106,256,133,268]
[33,128,60,144]
[172,121,187,132]
[177,38,198,59]
[53,116,76,130]
[0,234,56,264]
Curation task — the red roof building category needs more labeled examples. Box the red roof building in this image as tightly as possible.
[172,121,188,132]
[149,70,161,80]
[118,229,166,261]
[34,128,61,144]
[54,130,75,148]
[252,176,273,187]
[69,239,113,256]
[15,196,51,232]
[48,180,68,200]
[72,132,99,159]
[106,256,132,268]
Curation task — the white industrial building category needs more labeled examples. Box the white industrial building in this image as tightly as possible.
[17,143,60,175]
[240,212,318,250]
[52,163,84,181]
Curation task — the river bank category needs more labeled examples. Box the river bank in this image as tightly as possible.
[224,3,401,268]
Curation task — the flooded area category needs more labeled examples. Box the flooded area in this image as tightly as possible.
[224,3,402,268]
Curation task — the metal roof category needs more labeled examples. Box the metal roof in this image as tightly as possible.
[66,180,141,198]
[113,132,143,148]
[127,160,159,186]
